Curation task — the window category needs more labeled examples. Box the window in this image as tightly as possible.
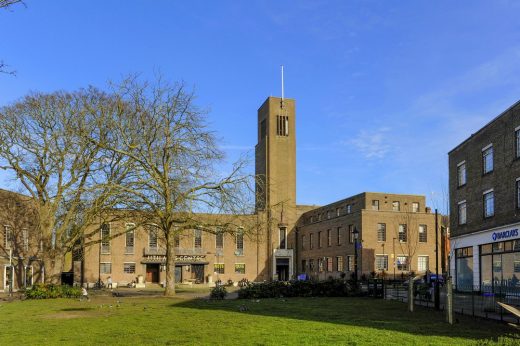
[457,161,467,186]
[418,256,429,272]
[318,258,324,272]
[3,225,12,249]
[216,229,224,249]
[301,235,305,249]
[516,128,520,158]
[483,190,494,218]
[347,255,355,271]
[375,255,388,271]
[318,231,322,248]
[326,257,333,272]
[419,225,427,243]
[22,229,28,251]
[318,214,322,222]
[236,228,244,255]
[309,259,315,271]
[235,263,245,274]
[302,260,307,271]
[125,223,135,254]
[214,263,225,274]
[336,208,341,216]
[327,229,332,247]
[336,256,344,271]
[517,179,520,209]
[279,227,287,249]
[372,200,379,210]
[398,224,407,242]
[100,262,112,274]
[412,202,419,213]
[194,229,202,248]
[309,233,314,249]
[392,201,400,211]
[327,210,331,219]
[377,223,386,242]
[396,256,409,271]
[25,266,33,287]
[276,115,289,136]
[458,200,467,225]
[346,204,352,214]
[100,223,110,254]
[337,227,342,245]
[123,263,135,274]
[348,225,354,244]
[482,145,493,174]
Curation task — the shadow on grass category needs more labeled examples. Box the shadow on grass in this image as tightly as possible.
[60,307,94,312]
[172,296,520,342]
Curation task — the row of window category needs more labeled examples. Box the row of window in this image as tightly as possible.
[100,224,245,254]
[3,225,31,251]
[301,255,430,273]
[100,262,136,274]
[213,263,246,274]
[301,223,428,250]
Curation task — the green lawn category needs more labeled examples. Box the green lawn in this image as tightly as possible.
[0,295,518,345]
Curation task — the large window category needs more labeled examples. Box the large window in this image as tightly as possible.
[276,115,289,136]
[236,229,244,255]
[125,223,135,254]
[100,262,112,274]
[418,256,429,272]
[377,223,386,242]
[216,228,224,249]
[482,145,494,174]
[100,223,110,254]
[279,227,287,249]
[336,256,344,271]
[398,224,407,242]
[483,190,495,218]
[457,161,467,186]
[123,263,136,274]
[480,240,520,293]
[396,256,409,271]
[419,225,427,243]
[194,229,202,248]
[455,247,473,290]
[375,255,388,271]
[458,201,467,225]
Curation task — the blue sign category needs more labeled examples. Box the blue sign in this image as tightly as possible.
[492,229,519,241]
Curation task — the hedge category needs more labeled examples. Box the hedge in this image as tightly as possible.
[237,279,358,299]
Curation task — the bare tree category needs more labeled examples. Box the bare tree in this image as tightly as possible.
[0,0,24,75]
[395,209,420,276]
[101,76,255,296]
[0,88,131,283]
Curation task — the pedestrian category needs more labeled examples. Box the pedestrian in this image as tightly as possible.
[107,276,113,289]
[81,287,90,301]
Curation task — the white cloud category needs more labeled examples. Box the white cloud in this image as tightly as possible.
[348,127,391,159]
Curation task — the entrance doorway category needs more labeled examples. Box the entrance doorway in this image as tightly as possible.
[191,264,204,283]
[146,264,160,283]
[175,266,182,283]
[276,258,290,281]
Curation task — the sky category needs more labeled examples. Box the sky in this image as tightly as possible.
[2,0,520,213]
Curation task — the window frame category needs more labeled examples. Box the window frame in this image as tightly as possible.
[458,200,467,225]
[483,189,495,219]
[482,144,494,175]
[457,161,467,187]
[377,223,386,242]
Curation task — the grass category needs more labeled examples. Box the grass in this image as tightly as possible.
[0,295,518,345]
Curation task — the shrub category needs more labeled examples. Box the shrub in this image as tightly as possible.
[210,285,227,300]
[25,284,81,300]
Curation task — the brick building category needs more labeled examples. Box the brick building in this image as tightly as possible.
[449,100,520,292]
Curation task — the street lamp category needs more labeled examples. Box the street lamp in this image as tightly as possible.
[353,227,359,286]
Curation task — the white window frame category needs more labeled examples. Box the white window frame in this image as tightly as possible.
[100,223,111,254]
[458,200,467,225]
[418,255,429,272]
[125,223,135,254]
[457,160,467,186]
[482,144,494,174]
[483,189,495,218]
[375,254,388,271]
[123,262,136,274]
[100,262,112,274]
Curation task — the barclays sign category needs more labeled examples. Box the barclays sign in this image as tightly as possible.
[492,229,519,241]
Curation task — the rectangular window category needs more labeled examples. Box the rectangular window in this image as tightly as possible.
[375,255,388,271]
[4,225,12,249]
[372,200,379,210]
[123,263,135,274]
[412,202,419,213]
[318,258,324,272]
[100,262,112,274]
[175,235,180,248]
[327,210,331,219]
[309,233,314,249]
[309,259,315,271]
[418,256,429,272]
[25,266,33,287]
[337,227,342,245]
[327,229,332,247]
[336,256,344,271]
[336,208,341,216]
[392,201,400,211]
[236,228,244,255]
[483,190,494,218]
[216,228,224,249]
[347,255,355,271]
[326,257,333,272]
[301,235,305,249]
[457,161,467,186]
[276,115,289,136]
[419,225,427,243]
[22,228,28,251]
[279,227,287,249]
[346,204,352,214]
[125,223,135,254]
[349,225,354,244]
[377,223,386,242]
[482,145,494,174]
[396,256,409,271]
[214,263,225,274]
[458,201,467,225]
[318,231,322,248]
[235,263,245,274]
[100,223,110,254]
[398,224,407,242]
[194,229,202,248]
[516,128,520,158]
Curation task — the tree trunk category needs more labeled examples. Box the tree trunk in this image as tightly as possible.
[42,252,64,284]
[164,231,176,296]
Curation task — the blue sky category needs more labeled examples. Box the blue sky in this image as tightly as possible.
[2,1,520,213]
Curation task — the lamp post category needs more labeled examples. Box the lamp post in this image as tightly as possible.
[353,227,359,286]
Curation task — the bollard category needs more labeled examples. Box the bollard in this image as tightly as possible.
[446,277,453,324]
[408,275,414,312]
